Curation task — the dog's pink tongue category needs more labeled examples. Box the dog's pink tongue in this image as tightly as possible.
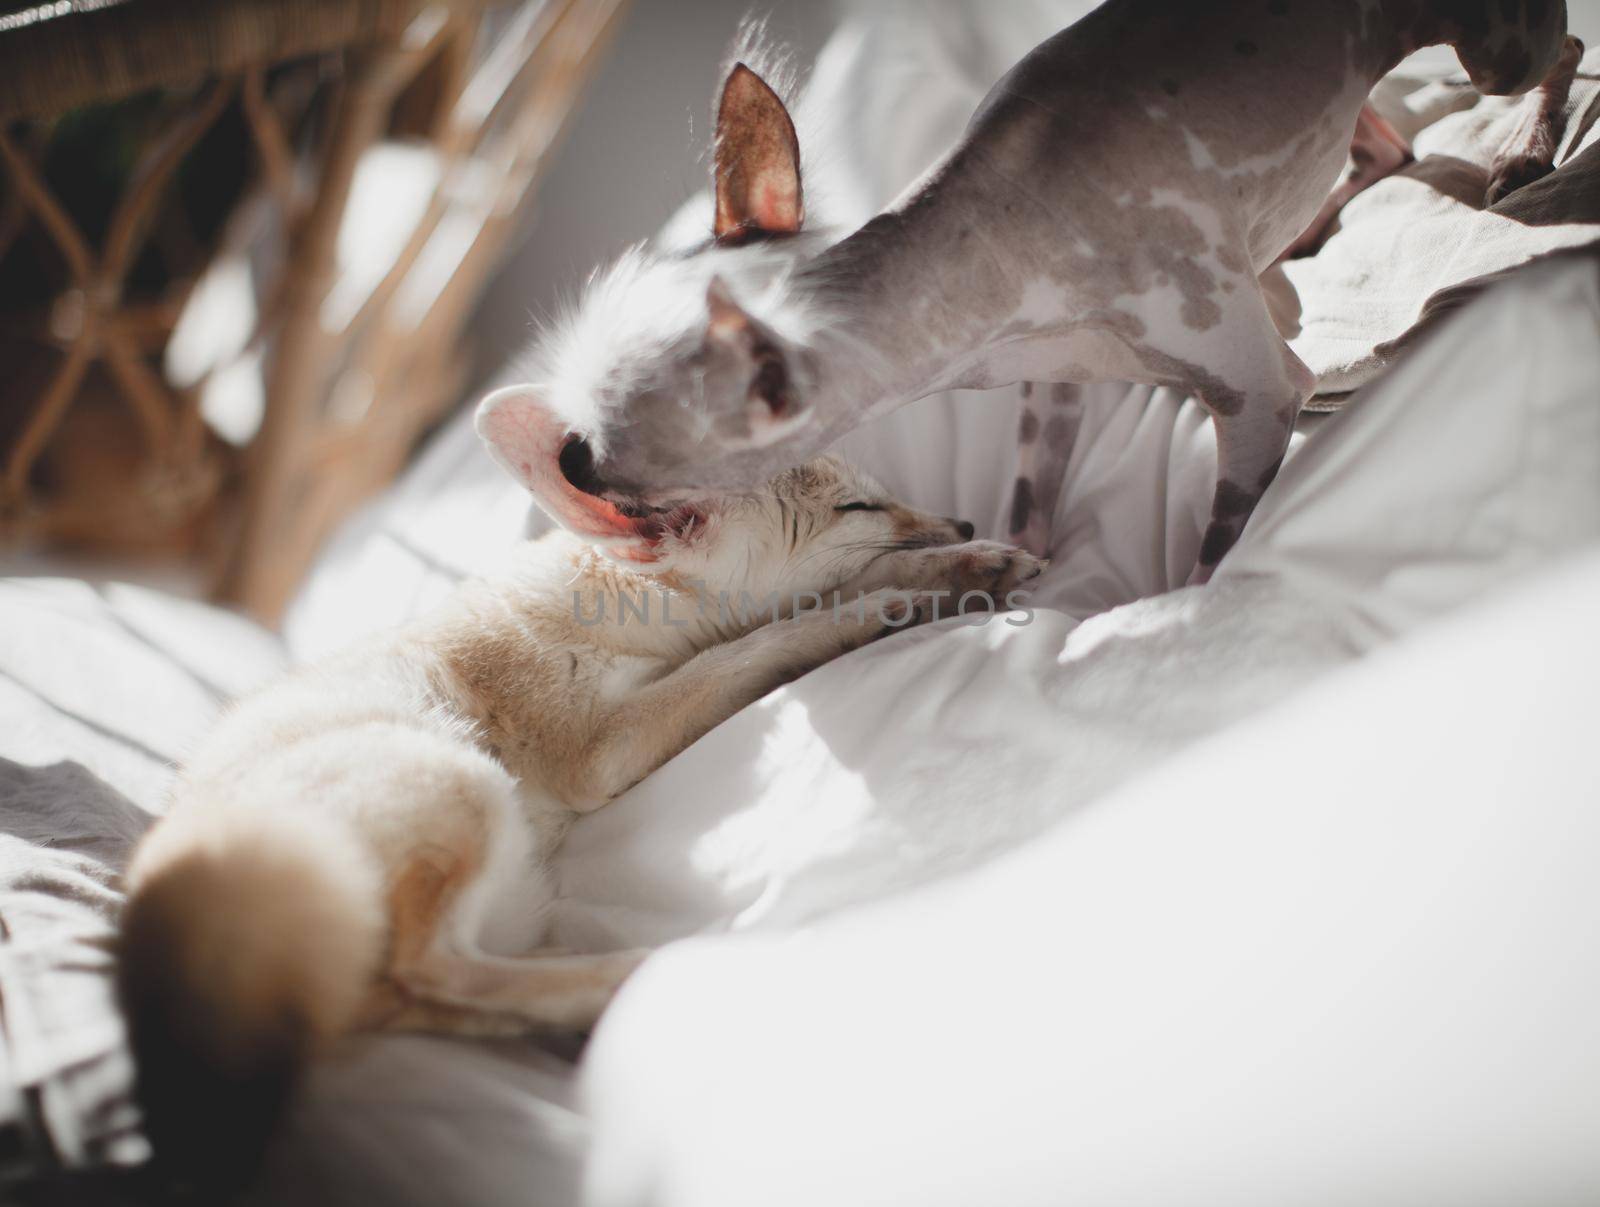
[474,386,657,561]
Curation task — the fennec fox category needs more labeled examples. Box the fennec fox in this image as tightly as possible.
[118,455,1042,1180]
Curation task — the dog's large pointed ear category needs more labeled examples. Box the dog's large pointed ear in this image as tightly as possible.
[713,62,803,242]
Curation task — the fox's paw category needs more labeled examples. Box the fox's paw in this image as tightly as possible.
[860,587,945,637]
[852,548,1046,635]
[947,541,1047,597]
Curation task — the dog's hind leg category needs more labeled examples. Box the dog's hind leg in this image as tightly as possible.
[1282,104,1412,260]
[1181,293,1314,586]
[1008,383,1084,558]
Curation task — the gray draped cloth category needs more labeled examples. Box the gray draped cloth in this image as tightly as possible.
[0,576,286,1192]
[0,760,152,1180]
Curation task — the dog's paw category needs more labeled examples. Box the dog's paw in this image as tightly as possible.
[1487,34,1586,208]
[947,541,1047,597]
[1485,149,1554,207]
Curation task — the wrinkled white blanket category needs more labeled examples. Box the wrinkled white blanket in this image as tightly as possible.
[1285,47,1600,395]
[587,541,1600,1207]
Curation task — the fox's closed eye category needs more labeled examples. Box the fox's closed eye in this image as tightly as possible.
[835,501,884,513]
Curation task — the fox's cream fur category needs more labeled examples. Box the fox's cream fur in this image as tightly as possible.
[117,455,1041,1179]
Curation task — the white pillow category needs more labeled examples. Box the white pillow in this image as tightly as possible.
[582,543,1600,1207]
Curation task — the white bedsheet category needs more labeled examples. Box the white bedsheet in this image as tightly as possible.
[585,542,1600,1207]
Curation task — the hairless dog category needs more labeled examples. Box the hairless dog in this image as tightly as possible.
[479,1,1575,582]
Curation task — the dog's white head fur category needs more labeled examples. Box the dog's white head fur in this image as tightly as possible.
[524,233,833,467]
[478,32,842,524]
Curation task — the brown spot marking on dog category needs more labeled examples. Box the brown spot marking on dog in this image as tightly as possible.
[1050,382,1079,405]
[1020,381,1033,398]
[1487,43,1534,91]
[1214,244,1247,275]
[1010,477,1034,535]
[1235,38,1260,56]
[1388,0,1423,44]
[1142,204,1223,331]
[1133,346,1250,417]
[1108,310,1149,341]
[1198,521,1237,567]
[1173,267,1223,330]
[1207,390,1246,417]
[1018,409,1040,444]
[1213,479,1256,519]
[1204,382,1248,418]
[1043,412,1077,454]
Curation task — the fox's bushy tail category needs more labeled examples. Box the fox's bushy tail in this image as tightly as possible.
[117,808,383,1188]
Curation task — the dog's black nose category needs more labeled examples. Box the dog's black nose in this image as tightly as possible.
[558,435,606,497]
[951,518,975,540]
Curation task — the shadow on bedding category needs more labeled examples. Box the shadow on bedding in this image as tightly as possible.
[0,758,150,1188]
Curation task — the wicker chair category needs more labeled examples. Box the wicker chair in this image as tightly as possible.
[0,0,625,621]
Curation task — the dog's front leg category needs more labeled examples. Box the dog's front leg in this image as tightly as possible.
[1486,36,1584,206]
[573,590,932,804]
[1282,103,1412,260]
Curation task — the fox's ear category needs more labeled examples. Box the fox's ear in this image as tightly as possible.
[713,62,803,242]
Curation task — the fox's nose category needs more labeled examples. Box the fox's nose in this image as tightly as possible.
[950,518,975,541]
